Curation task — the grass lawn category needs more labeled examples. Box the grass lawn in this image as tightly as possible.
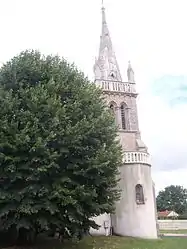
[41,236,187,249]
[160,229,187,234]
[1,235,186,249]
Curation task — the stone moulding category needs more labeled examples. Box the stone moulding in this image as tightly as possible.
[95,79,136,94]
[123,151,151,165]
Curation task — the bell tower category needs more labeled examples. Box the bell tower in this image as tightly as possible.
[93,3,158,239]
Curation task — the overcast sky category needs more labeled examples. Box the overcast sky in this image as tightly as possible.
[1,0,187,193]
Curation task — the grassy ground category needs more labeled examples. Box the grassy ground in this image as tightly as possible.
[160,229,187,234]
[1,235,187,249]
[39,236,187,249]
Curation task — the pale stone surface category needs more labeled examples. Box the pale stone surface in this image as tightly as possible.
[112,164,157,239]
[90,214,111,236]
[91,4,158,239]
[159,220,187,230]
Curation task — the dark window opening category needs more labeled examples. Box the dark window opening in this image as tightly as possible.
[135,184,145,205]
[110,104,115,115]
[121,104,126,129]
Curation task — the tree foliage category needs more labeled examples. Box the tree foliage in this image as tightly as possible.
[156,185,187,215]
[0,50,122,244]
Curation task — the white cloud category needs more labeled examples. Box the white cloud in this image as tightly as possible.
[138,93,187,192]
[153,169,187,195]
[138,95,187,165]
[0,0,187,191]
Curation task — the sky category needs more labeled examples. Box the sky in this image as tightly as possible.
[0,0,187,194]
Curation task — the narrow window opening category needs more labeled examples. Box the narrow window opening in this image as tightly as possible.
[110,104,115,114]
[109,103,117,125]
[135,184,145,205]
[121,104,126,129]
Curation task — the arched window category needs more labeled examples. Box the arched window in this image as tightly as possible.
[135,184,145,205]
[109,104,115,115]
[109,102,117,125]
[121,103,127,130]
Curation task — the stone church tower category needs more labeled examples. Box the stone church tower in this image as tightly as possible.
[91,3,158,239]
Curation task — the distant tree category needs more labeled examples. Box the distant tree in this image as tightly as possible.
[0,50,122,244]
[156,185,187,215]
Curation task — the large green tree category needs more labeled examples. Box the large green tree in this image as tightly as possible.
[0,50,122,244]
[156,185,187,215]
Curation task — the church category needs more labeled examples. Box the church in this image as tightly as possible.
[90,3,158,239]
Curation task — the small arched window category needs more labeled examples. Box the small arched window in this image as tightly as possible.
[110,71,116,79]
[109,102,117,125]
[110,104,115,114]
[135,184,145,205]
[121,103,127,130]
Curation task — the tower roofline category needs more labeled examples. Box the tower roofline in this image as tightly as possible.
[94,3,122,82]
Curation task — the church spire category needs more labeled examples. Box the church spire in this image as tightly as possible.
[127,61,135,83]
[100,1,111,52]
[94,2,122,82]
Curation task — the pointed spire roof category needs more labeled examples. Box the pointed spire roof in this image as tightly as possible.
[94,2,122,82]
[127,61,135,83]
[128,60,132,69]
[99,3,111,52]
